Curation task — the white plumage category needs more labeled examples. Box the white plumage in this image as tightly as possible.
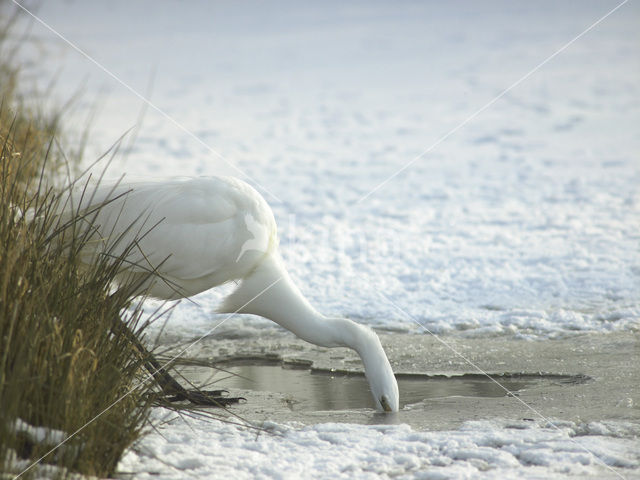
[65,176,399,412]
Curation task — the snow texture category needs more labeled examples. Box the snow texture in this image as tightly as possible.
[118,411,639,480]
[8,0,640,478]
[14,0,638,339]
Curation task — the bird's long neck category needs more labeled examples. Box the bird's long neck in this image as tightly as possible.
[219,254,371,352]
[220,253,398,411]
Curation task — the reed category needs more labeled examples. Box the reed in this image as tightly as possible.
[0,13,157,478]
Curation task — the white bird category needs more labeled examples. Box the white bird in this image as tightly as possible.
[65,176,399,412]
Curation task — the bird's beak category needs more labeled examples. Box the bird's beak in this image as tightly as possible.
[380,396,393,412]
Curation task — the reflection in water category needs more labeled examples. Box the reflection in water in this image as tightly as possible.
[203,365,537,411]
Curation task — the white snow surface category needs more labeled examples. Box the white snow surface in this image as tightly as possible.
[10,0,639,339]
[8,1,640,479]
[118,411,639,480]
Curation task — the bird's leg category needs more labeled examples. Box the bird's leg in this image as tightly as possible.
[112,317,243,407]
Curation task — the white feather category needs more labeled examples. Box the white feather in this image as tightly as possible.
[66,177,276,299]
[59,176,399,412]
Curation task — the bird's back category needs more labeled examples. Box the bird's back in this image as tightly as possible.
[65,176,278,299]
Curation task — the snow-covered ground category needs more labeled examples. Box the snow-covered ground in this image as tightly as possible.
[118,415,639,480]
[8,0,640,478]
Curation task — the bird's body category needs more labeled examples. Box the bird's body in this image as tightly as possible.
[71,176,276,300]
[66,176,399,412]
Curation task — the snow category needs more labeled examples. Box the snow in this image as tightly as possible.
[13,0,638,339]
[5,420,82,480]
[7,0,640,478]
[118,413,639,480]
[12,418,67,445]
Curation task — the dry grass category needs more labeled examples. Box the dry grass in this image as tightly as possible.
[0,12,158,479]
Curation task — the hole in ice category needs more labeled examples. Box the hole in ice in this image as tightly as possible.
[178,357,590,411]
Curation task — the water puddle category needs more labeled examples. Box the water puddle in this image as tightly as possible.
[177,358,589,411]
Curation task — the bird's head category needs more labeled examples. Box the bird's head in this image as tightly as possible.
[366,358,400,412]
[355,325,399,412]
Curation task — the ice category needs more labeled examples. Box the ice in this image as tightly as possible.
[7,0,639,478]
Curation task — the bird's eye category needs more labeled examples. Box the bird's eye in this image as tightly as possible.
[379,396,392,412]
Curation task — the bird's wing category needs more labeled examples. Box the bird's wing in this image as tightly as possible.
[73,178,255,281]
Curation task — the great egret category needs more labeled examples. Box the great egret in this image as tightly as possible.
[66,176,399,412]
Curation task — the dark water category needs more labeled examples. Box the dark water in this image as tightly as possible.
[196,363,585,411]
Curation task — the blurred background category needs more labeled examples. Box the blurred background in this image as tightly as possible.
[7,0,640,338]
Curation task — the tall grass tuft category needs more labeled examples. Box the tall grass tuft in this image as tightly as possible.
[0,14,156,479]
